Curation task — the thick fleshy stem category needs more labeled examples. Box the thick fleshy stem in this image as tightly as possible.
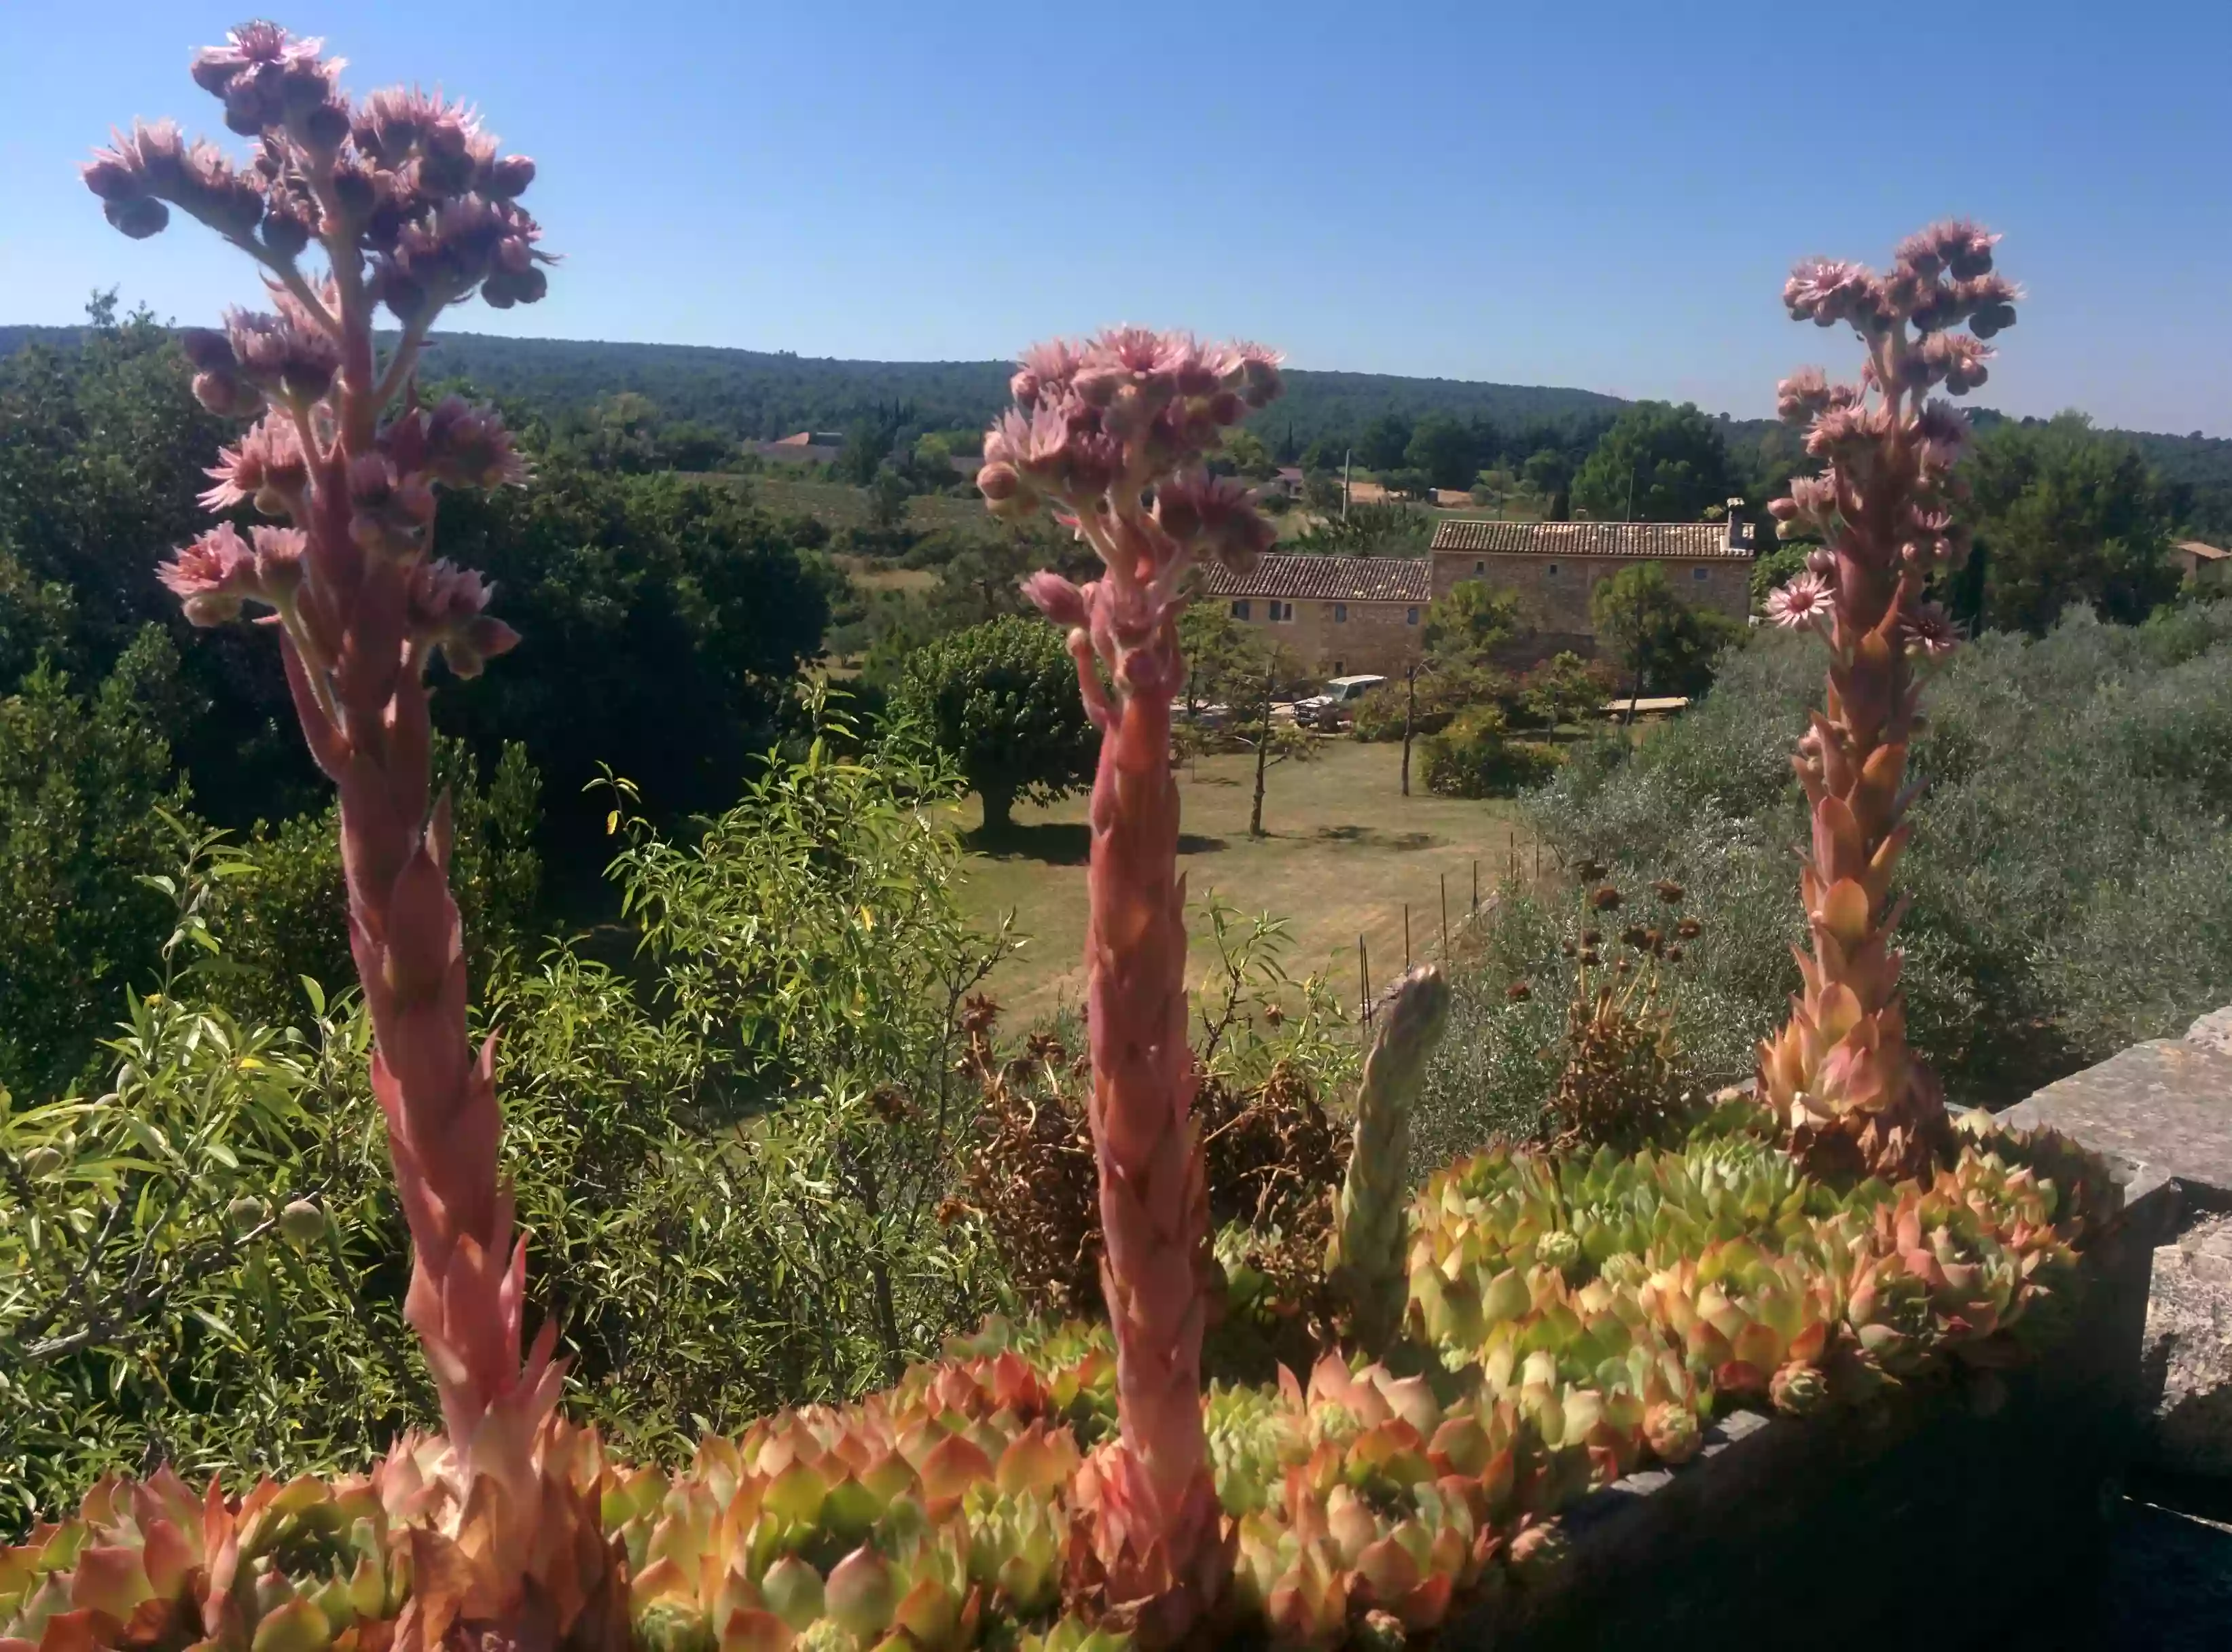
[1328,966,1450,1356]
[988,329,1281,1638]
[1757,223,2017,1183]
[98,18,576,1581]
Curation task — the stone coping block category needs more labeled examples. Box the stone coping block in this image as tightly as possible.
[1999,1037,2232,1202]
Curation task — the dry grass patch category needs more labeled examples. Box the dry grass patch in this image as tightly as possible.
[954,739,1543,1025]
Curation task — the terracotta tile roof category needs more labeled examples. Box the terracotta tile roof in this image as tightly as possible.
[1199,553,1431,603]
[2178,539,2229,562]
[1429,520,1754,560]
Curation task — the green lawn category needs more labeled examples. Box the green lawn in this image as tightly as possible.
[952,740,1543,1026]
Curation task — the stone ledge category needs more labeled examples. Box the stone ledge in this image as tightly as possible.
[1997,1037,2232,1202]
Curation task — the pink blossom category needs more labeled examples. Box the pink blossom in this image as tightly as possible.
[1784,259,1878,328]
[201,414,309,512]
[1765,572,1833,632]
[425,397,529,488]
[408,560,517,679]
[250,525,307,594]
[1776,367,1831,425]
[160,524,262,625]
[1011,338,1082,406]
[1901,600,1960,659]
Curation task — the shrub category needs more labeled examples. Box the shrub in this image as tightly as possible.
[1419,708,1564,798]
[0,630,190,1098]
[888,615,1096,832]
[1503,610,2232,1111]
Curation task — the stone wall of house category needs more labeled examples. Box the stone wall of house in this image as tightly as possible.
[1430,555,1752,634]
[1224,596,1423,679]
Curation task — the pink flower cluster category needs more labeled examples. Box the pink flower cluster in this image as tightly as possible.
[89,21,556,1528]
[1762,219,2017,658]
[983,330,1284,1637]
[85,24,549,328]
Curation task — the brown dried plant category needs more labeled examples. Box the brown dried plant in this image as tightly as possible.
[1543,879,1702,1153]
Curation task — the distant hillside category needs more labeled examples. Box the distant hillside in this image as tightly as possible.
[5,322,2225,531]
[0,324,1626,447]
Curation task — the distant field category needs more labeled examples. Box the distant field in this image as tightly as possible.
[951,740,1543,1026]
[833,555,937,594]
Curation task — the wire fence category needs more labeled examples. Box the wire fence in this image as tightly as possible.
[1355,838,1547,1031]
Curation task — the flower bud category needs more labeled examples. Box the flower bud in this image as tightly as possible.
[259,203,314,259]
[193,370,259,417]
[229,1196,268,1233]
[21,1147,65,1181]
[105,197,170,239]
[83,157,142,202]
[487,154,536,198]
[278,1198,327,1247]
[976,461,1021,503]
[1021,571,1088,628]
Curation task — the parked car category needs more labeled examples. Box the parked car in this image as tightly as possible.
[1170,698,1236,730]
[1292,674,1388,730]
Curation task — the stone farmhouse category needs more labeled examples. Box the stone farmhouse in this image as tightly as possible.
[1200,502,1757,678]
[1199,554,1432,679]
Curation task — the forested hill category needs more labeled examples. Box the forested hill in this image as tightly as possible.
[5,324,2227,522]
[0,324,1629,446]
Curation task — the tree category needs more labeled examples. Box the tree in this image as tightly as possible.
[1569,401,1735,523]
[1589,562,1744,715]
[1405,415,1479,491]
[1967,413,2178,633]
[1220,429,1276,480]
[1522,448,1574,518]
[889,616,1096,832]
[1227,641,1320,838]
[1357,414,1414,472]
[867,465,914,532]
[1422,580,1524,666]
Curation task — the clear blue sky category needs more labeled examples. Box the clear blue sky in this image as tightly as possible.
[4,1,2226,434]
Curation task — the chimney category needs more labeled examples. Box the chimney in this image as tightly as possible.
[1725,497,1748,551]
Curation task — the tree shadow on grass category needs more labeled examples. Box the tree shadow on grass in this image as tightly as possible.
[967,821,1228,864]
[1314,825,1437,851]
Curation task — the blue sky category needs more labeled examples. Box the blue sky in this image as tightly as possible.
[4,1,2226,433]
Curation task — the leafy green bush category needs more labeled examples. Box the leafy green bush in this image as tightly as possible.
[0,630,191,1098]
[1418,708,1564,798]
[1494,611,2232,1111]
[2,696,1015,1525]
[200,740,543,1029]
[887,615,1095,831]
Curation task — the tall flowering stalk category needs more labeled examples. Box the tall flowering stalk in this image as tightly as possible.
[81,24,619,1647]
[979,330,1281,1636]
[1757,222,2019,1184]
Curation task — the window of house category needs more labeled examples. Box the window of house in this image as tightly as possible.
[1333,602,1348,623]
[1266,600,1293,622]
[1475,560,1486,574]
[1230,600,1251,620]
[1405,606,1420,626]
[1692,566,1710,583]
[1546,563,1560,577]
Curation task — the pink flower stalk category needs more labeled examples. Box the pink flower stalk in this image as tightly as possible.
[984,328,1281,1638]
[87,23,600,1644]
[1758,221,2018,1185]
